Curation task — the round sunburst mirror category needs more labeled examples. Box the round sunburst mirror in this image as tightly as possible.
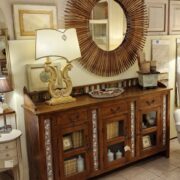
[65,0,148,76]
[89,0,127,51]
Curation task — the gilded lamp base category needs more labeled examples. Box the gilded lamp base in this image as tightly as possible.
[46,96,76,105]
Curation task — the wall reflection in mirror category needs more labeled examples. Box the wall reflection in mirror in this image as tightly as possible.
[89,0,127,51]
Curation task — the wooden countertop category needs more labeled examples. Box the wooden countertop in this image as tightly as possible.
[23,87,172,115]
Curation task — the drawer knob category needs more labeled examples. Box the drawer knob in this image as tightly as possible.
[5,146,8,149]
[6,154,9,157]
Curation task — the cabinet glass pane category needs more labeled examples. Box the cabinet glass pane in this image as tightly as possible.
[107,121,124,140]
[63,130,84,152]
[142,133,157,150]
[64,154,85,177]
[107,142,124,162]
[142,111,157,129]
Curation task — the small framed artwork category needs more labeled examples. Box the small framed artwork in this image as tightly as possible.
[63,136,73,151]
[26,63,62,92]
[142,135,152,149]
[0,36,6,60]
[13,4,57,39]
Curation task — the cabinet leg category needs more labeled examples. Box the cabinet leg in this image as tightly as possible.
[161,149,169,158]
[12,166,19,180]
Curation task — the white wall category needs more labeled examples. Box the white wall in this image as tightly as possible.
[0,0,179,179]
[0,0,67,179]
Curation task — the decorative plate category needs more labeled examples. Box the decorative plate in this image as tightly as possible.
[89,88,124,99]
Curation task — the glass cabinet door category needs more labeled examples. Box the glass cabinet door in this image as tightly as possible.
[104,114,130,167]
[139,107,161,156]
[60,124,90,179]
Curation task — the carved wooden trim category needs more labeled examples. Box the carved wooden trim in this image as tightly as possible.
[130,102,135,157]
[162,95,167,146]
[64,0,148,76]
[91,109,99,171]
[44,119,54,180]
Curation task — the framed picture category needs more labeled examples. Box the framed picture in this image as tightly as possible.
[26,63,62,92]
[0,36,6,60]
[63,136,73,151]
[142,135,152,149]
[13,4,57,39]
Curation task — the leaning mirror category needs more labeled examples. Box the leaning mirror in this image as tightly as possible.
[65,0,148,76]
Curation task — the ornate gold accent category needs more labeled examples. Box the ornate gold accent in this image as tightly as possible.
[45,59,75,105]
[19,10,54,36]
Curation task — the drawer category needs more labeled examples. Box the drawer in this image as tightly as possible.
[0,141,16,151]
[139,95,162,109]
[0,149,18,160]
[57,108,88,127]
[0,157,18,169]
[101,101,128,118]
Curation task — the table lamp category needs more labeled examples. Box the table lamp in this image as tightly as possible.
[35,28,81,105]
[0,75,13,133]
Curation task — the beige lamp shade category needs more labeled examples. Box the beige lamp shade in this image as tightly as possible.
[35,28,81,61]
[0,76,12,93]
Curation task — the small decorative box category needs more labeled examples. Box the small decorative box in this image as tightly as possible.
[137,71,160,88]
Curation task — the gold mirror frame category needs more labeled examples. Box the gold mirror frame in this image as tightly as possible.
[65,0,148,76]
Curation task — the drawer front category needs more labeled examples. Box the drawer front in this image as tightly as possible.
[0,149,18,160]
[0,157,18,169]
[101,101,128,118]
[139,95,162,109]
[57,108,88,127]
[0,141,16,151]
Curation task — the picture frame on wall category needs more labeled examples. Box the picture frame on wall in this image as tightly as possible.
[26,63,62,92]
[142,135,152,149]
[13,4,57,39]
[0,36,6,60]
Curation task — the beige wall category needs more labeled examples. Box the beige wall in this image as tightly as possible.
[144,35,179,138]
[0,0,178,180]
[0,0,67,39]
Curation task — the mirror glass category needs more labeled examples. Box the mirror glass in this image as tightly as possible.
[89,0,127,51]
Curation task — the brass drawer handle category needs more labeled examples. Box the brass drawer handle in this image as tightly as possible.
[69,114,80,122]
[110,107,121,114]
[146,99,155,106]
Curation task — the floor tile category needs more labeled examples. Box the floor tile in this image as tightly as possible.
[94,138,180,180]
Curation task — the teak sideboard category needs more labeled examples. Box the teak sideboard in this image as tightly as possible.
[23,87,171,180]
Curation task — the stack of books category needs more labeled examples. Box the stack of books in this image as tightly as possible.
[107,122,119,140]
[64,158,77,177]
[72,131,83,148]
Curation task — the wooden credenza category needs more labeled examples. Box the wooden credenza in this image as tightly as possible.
[23,87,171,180]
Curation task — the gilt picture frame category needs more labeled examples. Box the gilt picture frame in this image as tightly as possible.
[142,135,152,149]
[63,136,73,151]
[0,36,6,60]
[26,63,62,92]
[13,4,57,39]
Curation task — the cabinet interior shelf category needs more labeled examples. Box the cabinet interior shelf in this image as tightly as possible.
[107,156,126,167]
[107,136,125,145]
[143,145,157,151]
[142,126,157,135]
[64,147,87,159]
